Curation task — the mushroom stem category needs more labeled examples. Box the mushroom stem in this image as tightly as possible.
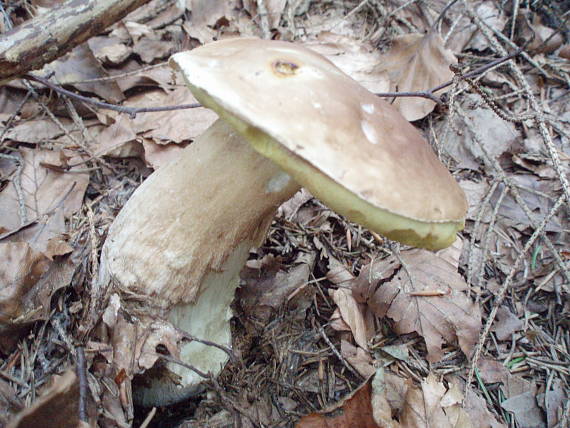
[101,119,299,406]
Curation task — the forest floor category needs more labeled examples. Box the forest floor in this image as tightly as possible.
[0,0,568,427]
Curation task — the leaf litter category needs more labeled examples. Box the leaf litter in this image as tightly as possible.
[0,0,568,427]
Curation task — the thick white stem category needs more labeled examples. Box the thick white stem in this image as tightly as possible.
[100,119,300,405]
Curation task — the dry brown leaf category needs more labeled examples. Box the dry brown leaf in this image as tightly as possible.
[326,256,355,286]
[87,36,132,65]
[519,12,564,54]
[43,43,124,103]
[330,287,370,350]
[357,249,481,362]
[238,253,315,322]
[124,88,217,143]
[501,392,544,428]
[184,0,237,43]
[400,374,473,428]
[142,138,189,169]
[6,370,95,428]
[0,242,50,322]
[112,61,175,92]
[371,371,473,428]
[492,306,524,341]
[133,37,174,63]
[340,340,375,379]
[4,118,70,144]
[468,2,506,51]
[296,381,379,428]
[370,370,401,428]
[305,33,391,93]
[0,148,89,233]
[492,175,563,233]
[277,188,314,221]
[0,378,24,427]
[459,179,492,222]
[92,114,139,156]
[465,391,506,428]
[443,94,519,170]
[478,358,509,384]
[539,379,566,428]
[0,242,77,332]
[376,32,457,121]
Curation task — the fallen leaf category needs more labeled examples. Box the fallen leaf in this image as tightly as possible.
[87,36,132,65]
[277,189,314,221]
[43,43,124,103]
[459,179,492,222]
[296,381,379,428]
[238,253,315,322]
[372,370,474,428]
[478,358,509,384]
[492,175,563,233]
[330,287,370,350]
[357,249,481,362]
[0,148,89,233]
[370,368,401,428]
[463,385,507,428]
[501,391,544,428]
[492,306,524,341]
[401,374,472,428]
[6,370,95,428]
[133,37,174,64]
[4,118,70,144]
[443,95,520,170]
[0,378,24,427]
[142,138,190,169]
[305,33,391,93]
[124,88,217,144]
[519,11,564,54]
[371,368,408,420]
[184,0,234,44]
[502,374,537,399]
[340,340,375,378]
[468,2,506,51]
[0,242,77,330]
[538,378,566,428]
[0,242,51,321]
[376,31,457,121]
[90,114,140,158]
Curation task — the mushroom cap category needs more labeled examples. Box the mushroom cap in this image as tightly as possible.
[170,38,468,250]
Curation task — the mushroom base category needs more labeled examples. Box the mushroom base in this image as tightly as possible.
[133,241,251,407]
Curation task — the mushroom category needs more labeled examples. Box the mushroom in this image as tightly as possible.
[101,38,467,407]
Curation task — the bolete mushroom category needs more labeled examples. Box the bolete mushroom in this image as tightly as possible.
[101,38,467,407]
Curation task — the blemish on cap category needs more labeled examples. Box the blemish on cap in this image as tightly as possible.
[266,171,292,193]
[272,60,300,76]
[361,120,380,145]
[362,103,375,114]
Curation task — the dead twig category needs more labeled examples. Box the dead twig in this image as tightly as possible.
[23,73,201,118]
[375,48,523,104]
[76,346,88,423]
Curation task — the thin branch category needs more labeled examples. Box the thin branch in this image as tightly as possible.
[76,346,88,423]
[23,73,201,118]
[374,48,523,104]
[24,49,523,118]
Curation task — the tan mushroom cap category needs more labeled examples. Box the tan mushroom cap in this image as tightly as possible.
[170,38,468,250]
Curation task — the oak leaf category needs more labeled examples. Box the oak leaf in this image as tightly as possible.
[376,32,457,121]
[355,248,481,362]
